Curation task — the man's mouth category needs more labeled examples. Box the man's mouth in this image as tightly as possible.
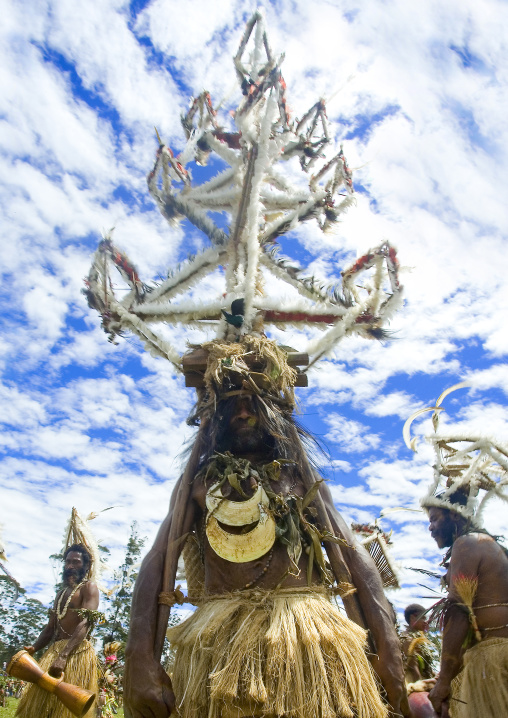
[233,423,257,433]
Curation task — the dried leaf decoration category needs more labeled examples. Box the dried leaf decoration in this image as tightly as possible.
[200,453,350,585]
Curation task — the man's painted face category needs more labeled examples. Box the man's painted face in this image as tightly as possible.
[428,507,455,549]
[62,551,87,584]
[228,396,266,453]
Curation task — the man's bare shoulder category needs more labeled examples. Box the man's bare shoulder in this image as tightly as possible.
[453,532,498,548]
[451,532,503,562]
[452,532,483,548]
[80,581,100,606]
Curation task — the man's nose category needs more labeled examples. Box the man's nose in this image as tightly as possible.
[237,407,252,419]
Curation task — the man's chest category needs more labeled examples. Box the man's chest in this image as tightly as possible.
[55,586,84,616]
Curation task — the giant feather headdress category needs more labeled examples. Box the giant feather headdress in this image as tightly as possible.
[84,11,403,391]
[62,507,107,586]
[404,383,508,527]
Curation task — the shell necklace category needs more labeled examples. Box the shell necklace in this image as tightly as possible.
[56,580,86,620]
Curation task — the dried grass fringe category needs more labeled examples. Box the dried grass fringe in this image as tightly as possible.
[16,639,98,718]
[167,588,387,718]
[449,637,508,718]
[201,337,297,403]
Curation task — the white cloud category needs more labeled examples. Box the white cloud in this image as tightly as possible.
[329,459,353,473]
[0,384,47,428]
[364,391,419,419]
[325,413,381,453]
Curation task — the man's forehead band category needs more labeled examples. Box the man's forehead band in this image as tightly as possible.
[182,338,309,419]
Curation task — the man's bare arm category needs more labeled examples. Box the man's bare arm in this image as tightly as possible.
[124,479,196,718]
[26,612,57,655]
[49,581,100,678]
[320,482,409,717]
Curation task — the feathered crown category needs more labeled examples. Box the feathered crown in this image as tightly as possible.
[84,11,403,385]
[62,507,107,585]
[404,382,508,527]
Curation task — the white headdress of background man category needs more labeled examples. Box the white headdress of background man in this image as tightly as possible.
[404,382,508,528]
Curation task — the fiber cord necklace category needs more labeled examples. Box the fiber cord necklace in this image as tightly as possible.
[56,580,87,620]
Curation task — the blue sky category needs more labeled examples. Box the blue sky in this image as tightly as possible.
[2,0,508,622]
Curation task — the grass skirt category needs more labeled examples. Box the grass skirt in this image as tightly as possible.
[166,587,387,718]
[16,639,98,718]
[449,637,508,718]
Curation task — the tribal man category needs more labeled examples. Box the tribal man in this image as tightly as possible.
[403,384,508,717]
[16,543,99,718]
[426,501,508,717]
[400,603,437,687]
[124,341,408,718]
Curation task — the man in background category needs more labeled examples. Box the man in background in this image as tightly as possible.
[427,504,508,717]
[16,544,99,718]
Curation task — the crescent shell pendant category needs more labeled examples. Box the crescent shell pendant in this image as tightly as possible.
[206,483,269,526]
[206,506,276,563]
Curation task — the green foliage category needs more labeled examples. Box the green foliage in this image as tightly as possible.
[426,628,442,671]
[0,697,19,717]
[0,577,48,665]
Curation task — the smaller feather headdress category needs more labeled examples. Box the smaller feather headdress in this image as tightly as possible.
[404,382,508,527]
[62,507,108,586]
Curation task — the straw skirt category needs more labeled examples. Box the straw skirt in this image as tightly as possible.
[166,587,387,718]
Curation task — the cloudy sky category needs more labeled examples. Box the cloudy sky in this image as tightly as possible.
[2,0,508,626]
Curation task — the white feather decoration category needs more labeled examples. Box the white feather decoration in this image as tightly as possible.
[406,386,508,527]
[84,12,403,371]
[62,507,108,588]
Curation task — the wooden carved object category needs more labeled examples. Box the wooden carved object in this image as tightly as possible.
[7,650,95,718]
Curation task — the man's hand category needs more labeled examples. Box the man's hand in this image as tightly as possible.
[48,655,67,678]
[429,678,450,716]
[23,646,35,656]
[124,656,175,718]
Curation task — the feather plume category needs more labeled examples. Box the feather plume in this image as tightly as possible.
[407,634,430,657]
[62,507,108,589]
[454,574,482,642]
[0,524,7,562]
